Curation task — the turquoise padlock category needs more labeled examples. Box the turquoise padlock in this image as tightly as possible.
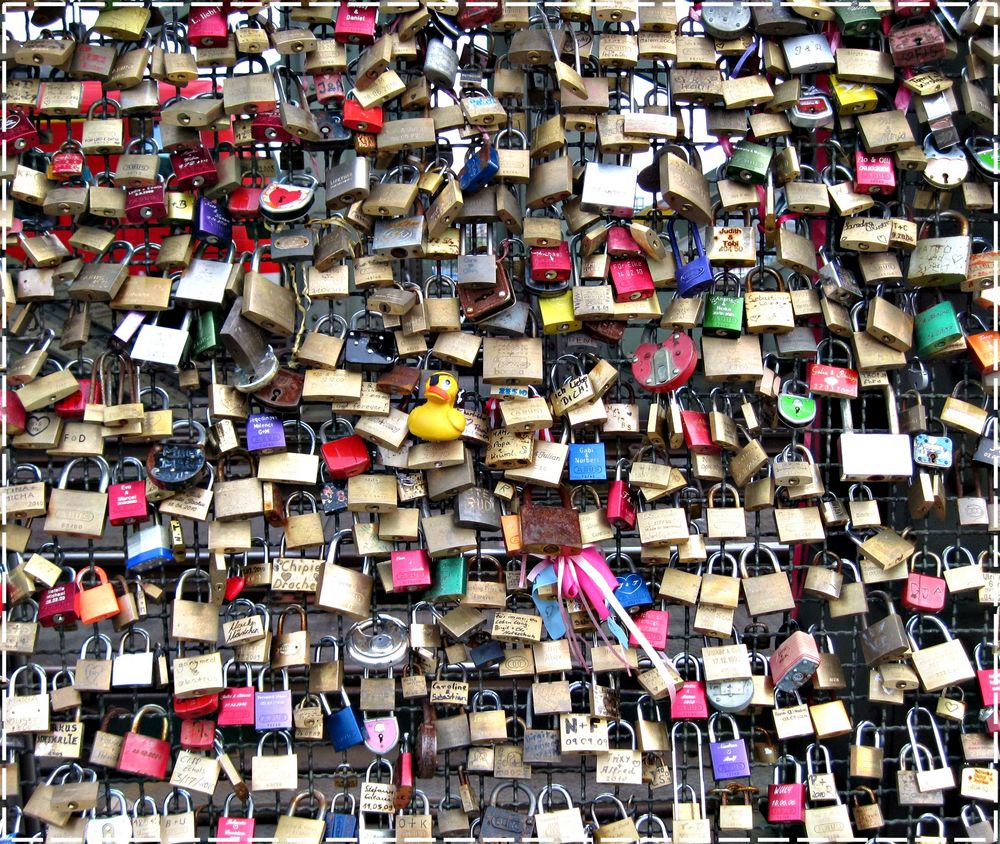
[914,298,961,357]
[423,556,468,603]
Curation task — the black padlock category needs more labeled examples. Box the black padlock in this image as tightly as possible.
[146,438,208,492]
[344,310,397,372]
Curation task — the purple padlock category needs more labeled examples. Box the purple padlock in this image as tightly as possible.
[246,413,286,454]
[194,196,232,245]
[255,668,293,731]
[708,712,751,781]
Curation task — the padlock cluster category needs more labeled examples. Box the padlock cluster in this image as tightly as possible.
[3,0,1000,841]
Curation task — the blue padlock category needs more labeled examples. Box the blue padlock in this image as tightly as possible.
[669,217,713,297]
[325,793,359,841]
[611,551,654,614]
[246,413,286,454]
[327,688,366,751]
[459,135,500,193]
[568,429,607,482]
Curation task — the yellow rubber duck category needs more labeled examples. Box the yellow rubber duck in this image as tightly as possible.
[407,372,466,441]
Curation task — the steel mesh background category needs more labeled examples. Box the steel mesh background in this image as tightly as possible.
[2,1,1000,841]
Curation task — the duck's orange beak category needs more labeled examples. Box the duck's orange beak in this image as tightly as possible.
[426,384,450,402]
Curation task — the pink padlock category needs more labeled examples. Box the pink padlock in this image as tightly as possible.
[768,757,806,823]
[670,654,709,720]
[629,606,669,650]
[854,151,896,195]
[607,225,644,257]
[390,548,432,592]
[216,794,256,844]
[108,457,150,527]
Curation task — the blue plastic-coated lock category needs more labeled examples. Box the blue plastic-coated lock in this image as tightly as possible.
[459,135,500,193]
[327,688,365,751]
[325,793,358,841]
[611,552,654,614]
[669,218,713,297]
[568,428,607,482]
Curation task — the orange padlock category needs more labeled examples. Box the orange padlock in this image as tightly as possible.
[76,566,120,624]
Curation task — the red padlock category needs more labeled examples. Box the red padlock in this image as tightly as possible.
[607,225,644,257]
[768,761,806,824]
[629,605,669,650]
[251,110,297,144]
[3,109,40,153]
[37,566,80,628]
[188,7,230,47]
[217,661,256,727]
[854,151,896,195]
[606,459,637,530]
[321,419,371,479]
[530,241,572,283]
[174,690,220,720]
[228,173,264,220]
[179,718,217,751]
[901,551,947,612]
[610,257,655,302]
[806,339,859,399]
[313,72,347,106]
[49,139,87,181]
[630,330,698,394]
[117,704,172,779]
[108,456,150,527]
[3,389,27,436]
[55,360,102,420]
[335,2,378,44]
[125,180,168,224]
[170,145,220,191]
[391,548,433,593]
[670,654,709,720]
[680,402,720,456]
[457,0,503,29]
[393,733,415,810]
[217,796,256,844]
[343,97,384,133]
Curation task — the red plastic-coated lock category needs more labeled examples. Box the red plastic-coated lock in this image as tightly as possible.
[343,99,384,133]
[629,608,669,650]
[321,434,371,479]
[335,2,378,44]
[806,363,859,399]
[313,72,347,106]
[530,242,572,283]
[610,257,655,302]
[854,151,896,195]
[187,7,230,47]
[170,146,220,191]
[55,378,101,420]
[606,480,637,529]
[4,109,40,153]
[125,183,168,224]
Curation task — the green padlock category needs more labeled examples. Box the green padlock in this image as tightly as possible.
[833,2,881,36]
[193,310,222,360]
[776,379,817,428]
[727,141,773,186]
[914,298,961,357]
[702,271,745,339]
[423,556,468,603]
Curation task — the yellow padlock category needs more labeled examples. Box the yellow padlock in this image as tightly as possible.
[539,290,582,335]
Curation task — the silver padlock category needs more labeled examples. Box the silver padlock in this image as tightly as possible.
[325,151,371,211]
[782,34,835,75]
[424,37,460,88]
[580,162,639,218]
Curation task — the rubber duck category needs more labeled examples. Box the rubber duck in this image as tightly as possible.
[407,372,466,441]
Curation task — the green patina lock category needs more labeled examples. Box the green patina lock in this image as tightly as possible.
[728,141,773,185]
[423,556,468,603]
[914,299,962,357]
[833,3,881,36]
[193,310,221,360]
[703,272,745,339]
